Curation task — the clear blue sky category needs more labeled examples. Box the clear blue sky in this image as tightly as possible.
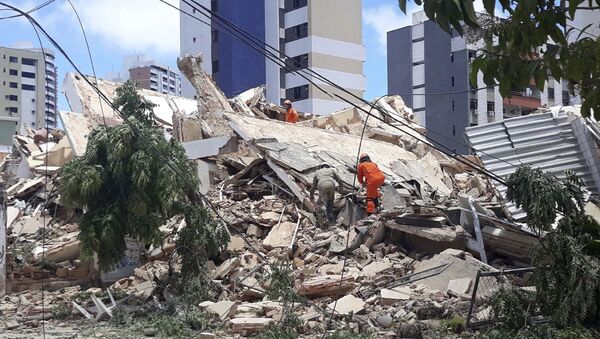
[0,0,456,111]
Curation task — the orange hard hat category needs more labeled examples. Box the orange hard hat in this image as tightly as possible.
[284,99,292,105]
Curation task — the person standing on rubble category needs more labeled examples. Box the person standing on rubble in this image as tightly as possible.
[284,99,299,123]
[310,163,344,224]
[357,153,385,214]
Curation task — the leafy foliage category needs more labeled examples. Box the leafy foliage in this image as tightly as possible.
[490,287,538,330]
[506,167,585,235]
[255,263,304,338]
[497,167,600,328]
[59,80,228,270]
[397,0,600,118]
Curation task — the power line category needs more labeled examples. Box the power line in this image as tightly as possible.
[178,0,518,178]
[0,1,289,285]
[179,0,521,171]
[169,0,511,186]
[0,0,54,20]
[65,0,107,126]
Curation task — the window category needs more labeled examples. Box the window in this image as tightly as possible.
[451,53,454,63]
[285,85,309,101]
[9,56,18,63]
[9,69,17,76]
[193,37,197,43]
[22,84,36,91]
[21,58,36,66]
[285,54,308,72]
[562,90,570,105]
[285,23,308,42]
[452,125,456,136]
[32,110,36,115]
[451,76,455,87]
[22,71,36,79]
[5,95,17,101]
[548,88,555,100]
[6,107,18,113]
[451,100,455,111]
[469,98,478,110]
[9,82,18,88]
[31,122,35,127]
[212,30,219,43]
[487,101,495,112]
[192,8,196,14]
[285,0,307,11]
[212,60,220,73]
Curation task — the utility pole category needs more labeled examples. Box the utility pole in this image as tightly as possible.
[0,190,6,297]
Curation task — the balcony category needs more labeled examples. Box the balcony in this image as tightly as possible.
[503,94,541,110]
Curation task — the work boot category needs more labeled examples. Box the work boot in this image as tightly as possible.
[326,202,335,224]
[373,197,381,211]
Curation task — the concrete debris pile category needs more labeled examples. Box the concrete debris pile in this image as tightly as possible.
[3,58,592,336]
[1,128,98,297]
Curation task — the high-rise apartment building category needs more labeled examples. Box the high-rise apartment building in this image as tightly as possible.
[387,11,567,154]
[0,46,57,134]
[106,54,182,96]
[180,0,366,115]
[130,65,182,96]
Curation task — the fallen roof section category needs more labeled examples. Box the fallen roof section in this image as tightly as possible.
[465,111,600,220]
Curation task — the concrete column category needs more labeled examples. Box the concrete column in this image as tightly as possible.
[477,71,487,125]
[0,197,6,297]
[494,85,503,122]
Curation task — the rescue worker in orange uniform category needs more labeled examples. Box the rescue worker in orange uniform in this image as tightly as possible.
[357,153,385,214]
[284,99,298,123]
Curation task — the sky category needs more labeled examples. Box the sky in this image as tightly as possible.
[0,0,488,112]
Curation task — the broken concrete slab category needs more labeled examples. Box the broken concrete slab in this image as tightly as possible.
[207,300,237,319]
[229,317,273,335]
[380,288,410,305]
[482,226,538,260]
[361,261,392,277]
[446,278,472,297]
[385,222,462,243]
[14,215,51,236]
[328,294,365,316]
[414,249,498,298]
[58,111,93,156]
[296,275,355,298]
[7,207,20,229]
[214,257,241,279]
[13,177,44,198]
[182,136,238,160]
[263,222,296,250]
[382,185,406,210]
[228,236,245,252]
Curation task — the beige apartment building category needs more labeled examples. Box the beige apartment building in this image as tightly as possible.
[0,46,57,150]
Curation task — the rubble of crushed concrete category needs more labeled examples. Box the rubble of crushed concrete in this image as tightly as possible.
[2,55,600,338]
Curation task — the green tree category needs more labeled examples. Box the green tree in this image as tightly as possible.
[501,167,600,327]
[59,80,229,270]
[397,0,600,117]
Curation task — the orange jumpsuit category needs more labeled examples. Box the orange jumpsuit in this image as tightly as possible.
[286,107,298,123]
[357,161,385,213]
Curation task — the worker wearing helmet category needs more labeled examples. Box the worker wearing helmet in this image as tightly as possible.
[357,153,385,214]
[284,99,298,123]
[310,163,344,224]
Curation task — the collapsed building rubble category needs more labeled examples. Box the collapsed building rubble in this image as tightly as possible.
[3,58,600,337]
